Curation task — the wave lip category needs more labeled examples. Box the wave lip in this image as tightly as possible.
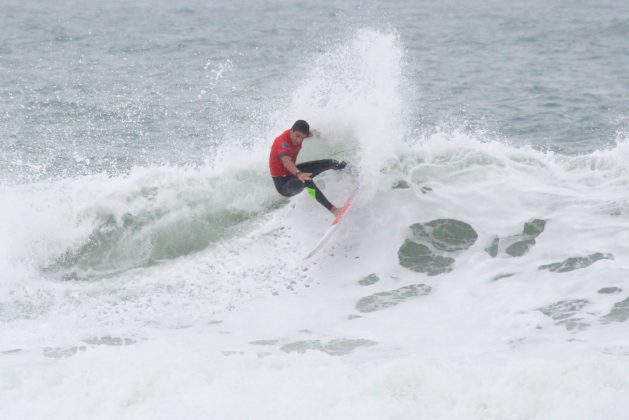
[1,165,280,281]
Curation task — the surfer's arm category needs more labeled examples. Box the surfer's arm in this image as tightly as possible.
[280,155,311,181]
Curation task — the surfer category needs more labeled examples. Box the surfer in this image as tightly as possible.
[269,120,347,217]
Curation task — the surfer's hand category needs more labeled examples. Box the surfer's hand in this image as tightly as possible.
[297,172,312,182]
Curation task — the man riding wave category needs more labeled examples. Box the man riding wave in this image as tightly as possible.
[269,120,347,217]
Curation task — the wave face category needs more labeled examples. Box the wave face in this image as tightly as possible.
[3,2,629,418]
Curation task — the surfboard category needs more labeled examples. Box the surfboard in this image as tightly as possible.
[304,187,358,259]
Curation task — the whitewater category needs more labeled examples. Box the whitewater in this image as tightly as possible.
[2,2,629,419]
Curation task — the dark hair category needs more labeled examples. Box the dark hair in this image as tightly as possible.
[291,120,310,135]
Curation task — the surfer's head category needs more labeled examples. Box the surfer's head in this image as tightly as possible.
[290,120,310,145]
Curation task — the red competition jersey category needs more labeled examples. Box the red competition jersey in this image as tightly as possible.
[269,129,302,177]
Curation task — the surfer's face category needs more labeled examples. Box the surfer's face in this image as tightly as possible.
[290,130,308,145]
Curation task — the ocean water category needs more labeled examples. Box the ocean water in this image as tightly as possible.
[2,0,629,419]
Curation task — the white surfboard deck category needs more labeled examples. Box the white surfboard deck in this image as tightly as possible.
[304,187,358,260]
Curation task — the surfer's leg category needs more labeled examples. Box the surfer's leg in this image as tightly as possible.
[303,180,334,211]
[297,159,345,178]
[273,176,304,197]
[274,175,337,214]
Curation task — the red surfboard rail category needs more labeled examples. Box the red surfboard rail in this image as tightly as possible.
[332,192,355,225]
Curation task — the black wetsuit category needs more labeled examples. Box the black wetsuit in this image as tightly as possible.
[272,159,339,211]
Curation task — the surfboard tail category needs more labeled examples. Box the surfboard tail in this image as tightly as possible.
[304,187,359,260]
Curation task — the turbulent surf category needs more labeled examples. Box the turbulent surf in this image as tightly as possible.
[2,1,629,418]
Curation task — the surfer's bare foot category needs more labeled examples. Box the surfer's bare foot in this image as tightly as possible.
[331,207,342,217]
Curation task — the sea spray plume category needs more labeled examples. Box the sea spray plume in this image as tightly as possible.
[213,30,409,197]
[288,29,408,190]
